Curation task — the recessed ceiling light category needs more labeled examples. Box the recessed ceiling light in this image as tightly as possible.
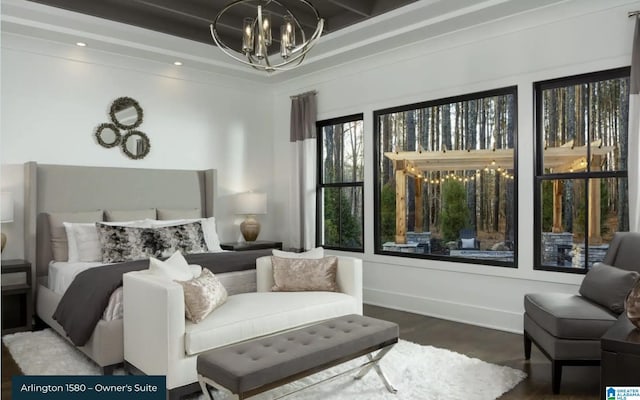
[173,61,183,66]
[76,42,87,47]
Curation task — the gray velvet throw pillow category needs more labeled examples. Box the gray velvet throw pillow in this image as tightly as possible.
[579,262,640,315]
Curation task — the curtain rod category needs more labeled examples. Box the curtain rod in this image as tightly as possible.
[630,10,640,17]
[290,90,317,99]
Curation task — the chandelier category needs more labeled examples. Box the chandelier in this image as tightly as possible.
[210,0,324,72]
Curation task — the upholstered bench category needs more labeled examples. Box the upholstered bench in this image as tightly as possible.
[197,314,399,400]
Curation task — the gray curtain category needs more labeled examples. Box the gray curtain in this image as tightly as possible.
[289,91,318,250]
[290,91,317,142]
[629,16,640,232]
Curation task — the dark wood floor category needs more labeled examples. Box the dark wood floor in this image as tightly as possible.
[1,305,599,400]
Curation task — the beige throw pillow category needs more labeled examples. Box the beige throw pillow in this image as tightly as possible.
[271,256,338,292]
[272,247,324,259]
[177,269,228,323]
[48,210,104,261]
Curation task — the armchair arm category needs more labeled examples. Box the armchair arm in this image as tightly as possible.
[123,271,186,385]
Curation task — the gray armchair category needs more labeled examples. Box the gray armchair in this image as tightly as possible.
[523,232,640,394]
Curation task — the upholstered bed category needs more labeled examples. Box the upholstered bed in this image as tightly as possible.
[24,162,258,373]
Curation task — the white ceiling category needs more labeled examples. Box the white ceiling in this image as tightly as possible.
[1,0,570,83]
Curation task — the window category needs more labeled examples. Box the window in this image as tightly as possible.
[534,67,630,272]
[374,87,517,267]
[316,114,364,252]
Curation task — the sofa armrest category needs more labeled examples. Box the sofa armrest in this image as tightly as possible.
[335,257,363,313]
[123,271,186,380]
[256,255,363,313]
[256,256,274,292]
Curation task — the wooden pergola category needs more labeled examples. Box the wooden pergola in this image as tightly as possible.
[384,140,615,245]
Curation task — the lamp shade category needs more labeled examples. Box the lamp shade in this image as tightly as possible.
[235,192,267,215]
[0,192,14,223]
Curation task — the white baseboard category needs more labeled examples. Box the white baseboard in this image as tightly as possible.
[364,288,524,334]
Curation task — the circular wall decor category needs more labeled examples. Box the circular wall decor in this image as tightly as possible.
[121,130,151,160]
[95,123,121,148]
[110,97,143,130]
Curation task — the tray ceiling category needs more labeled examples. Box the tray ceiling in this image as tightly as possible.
[25,0,419,46]
[4,0,572,82]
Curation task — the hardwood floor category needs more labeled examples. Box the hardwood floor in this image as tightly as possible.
[1,305,600,399]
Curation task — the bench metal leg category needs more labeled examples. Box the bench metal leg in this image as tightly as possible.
[198,374,239,400]
[354,345,397,393]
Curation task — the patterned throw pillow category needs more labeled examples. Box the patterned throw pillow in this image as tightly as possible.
[177,269,228,323]
[96,223,160,263]
[96,222,208,263]
[271,256,338,292]
[153,222,208,258]
[626,280,640,328]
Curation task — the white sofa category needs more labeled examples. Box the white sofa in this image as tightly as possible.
[122,255,363,396]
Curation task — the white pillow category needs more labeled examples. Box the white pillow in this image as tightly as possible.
[460,238,475,249]
[272,247,324,259]
[63,222,82,262]
[148,251,197,281]
[63,223,101,262]
[64,220,152,263]
[146,217,223,252]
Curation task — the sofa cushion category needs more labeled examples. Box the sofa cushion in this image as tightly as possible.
[184,291,358,356]
[524,293,617,339]
[579,262,639,314]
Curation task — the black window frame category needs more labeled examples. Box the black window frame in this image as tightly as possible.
[373,86,519,268]
[533,67,630,273]
[316,113,365,253]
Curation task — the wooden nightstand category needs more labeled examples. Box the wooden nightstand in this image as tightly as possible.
[1,259,33,334]
[220,240,283,251]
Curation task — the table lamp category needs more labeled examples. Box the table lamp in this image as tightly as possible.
[1,192,14,253]
[235,192,266,242]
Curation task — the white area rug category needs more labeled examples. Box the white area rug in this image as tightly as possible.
[3,329,526,400]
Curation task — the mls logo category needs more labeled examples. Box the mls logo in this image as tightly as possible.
[607,387,640,400]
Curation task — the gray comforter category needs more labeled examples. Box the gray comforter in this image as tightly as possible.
[53,250,273,346]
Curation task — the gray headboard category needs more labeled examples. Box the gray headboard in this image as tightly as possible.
[24,162,216,279]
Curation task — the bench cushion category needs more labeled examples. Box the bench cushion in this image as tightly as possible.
[185,291,359,355]
[197,314,398,394]
[524,293,617,339]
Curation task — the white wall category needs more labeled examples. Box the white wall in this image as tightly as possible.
[0,33,278,260]
[271,0,640,332]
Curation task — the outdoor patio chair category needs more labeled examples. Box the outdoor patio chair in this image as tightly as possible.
[457,228,480,250]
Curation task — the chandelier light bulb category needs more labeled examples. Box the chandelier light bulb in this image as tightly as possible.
[262,11,272,46]
[242,17,254,54]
